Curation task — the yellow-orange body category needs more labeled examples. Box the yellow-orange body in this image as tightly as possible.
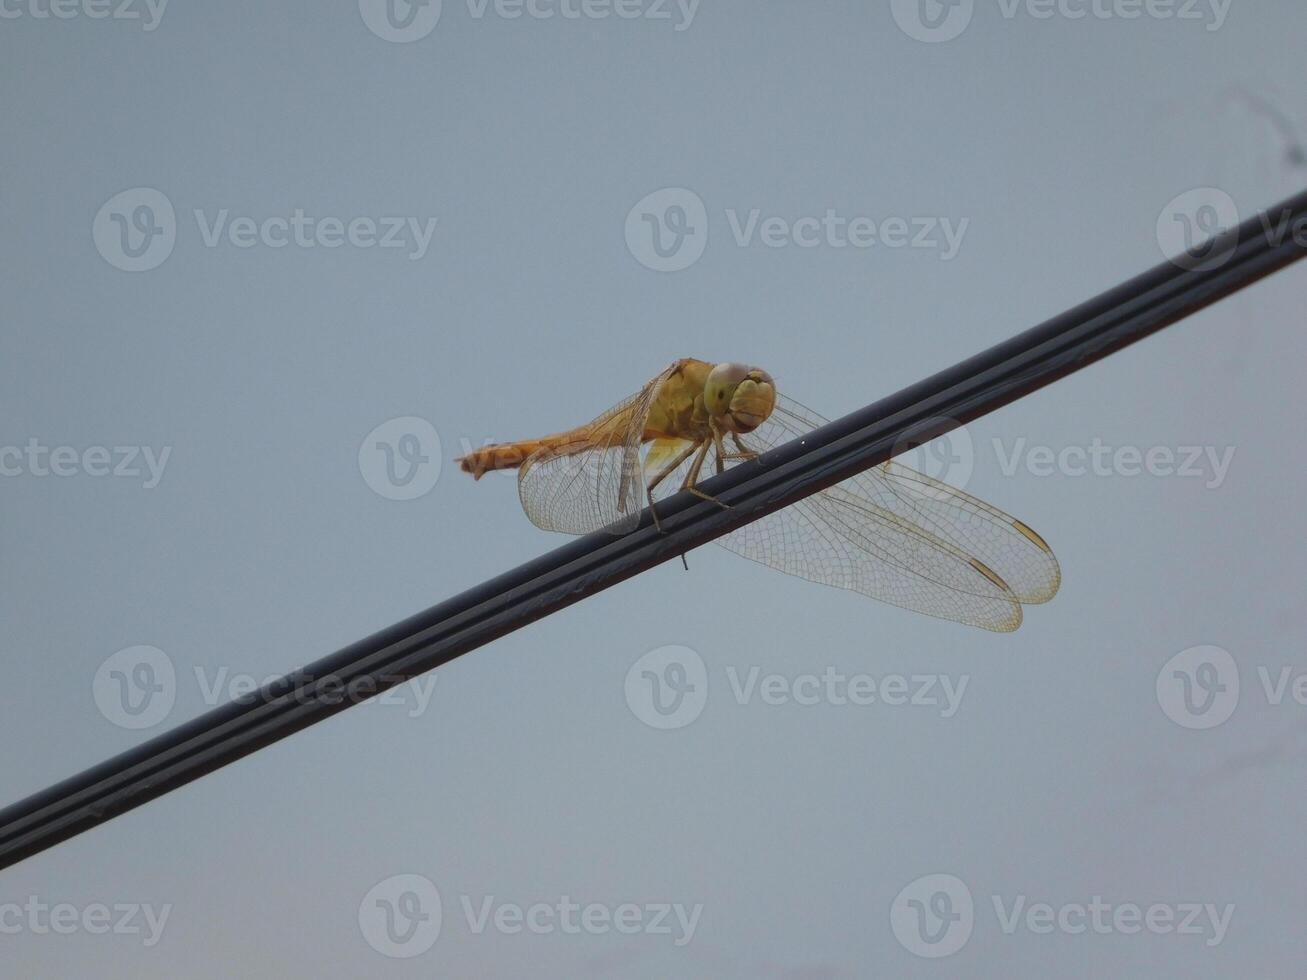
[458,358,770,478]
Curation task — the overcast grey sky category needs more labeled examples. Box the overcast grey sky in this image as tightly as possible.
[3,1,1307,976]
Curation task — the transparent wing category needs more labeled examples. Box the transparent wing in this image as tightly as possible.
[765,397,1061,605]
[731,489,1027,632]
[518,364,676,535]
[646,395,1060,631]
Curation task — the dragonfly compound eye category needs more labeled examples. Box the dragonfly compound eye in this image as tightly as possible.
[704,362,751,417]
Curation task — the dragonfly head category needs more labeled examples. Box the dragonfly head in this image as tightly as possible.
[705,362,776,434]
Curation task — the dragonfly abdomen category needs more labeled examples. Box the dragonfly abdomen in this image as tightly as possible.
[457,430,609,479]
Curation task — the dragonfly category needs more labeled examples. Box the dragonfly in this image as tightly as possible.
[458,358,1060,631]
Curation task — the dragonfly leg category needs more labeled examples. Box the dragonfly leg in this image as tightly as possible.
[686,486,730,508]
[712,429,728,475]
[719,433,760,462]
[645,440,699,532]
[682,440,731,510]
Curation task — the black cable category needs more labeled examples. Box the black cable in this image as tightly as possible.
[3,188,1305,872]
